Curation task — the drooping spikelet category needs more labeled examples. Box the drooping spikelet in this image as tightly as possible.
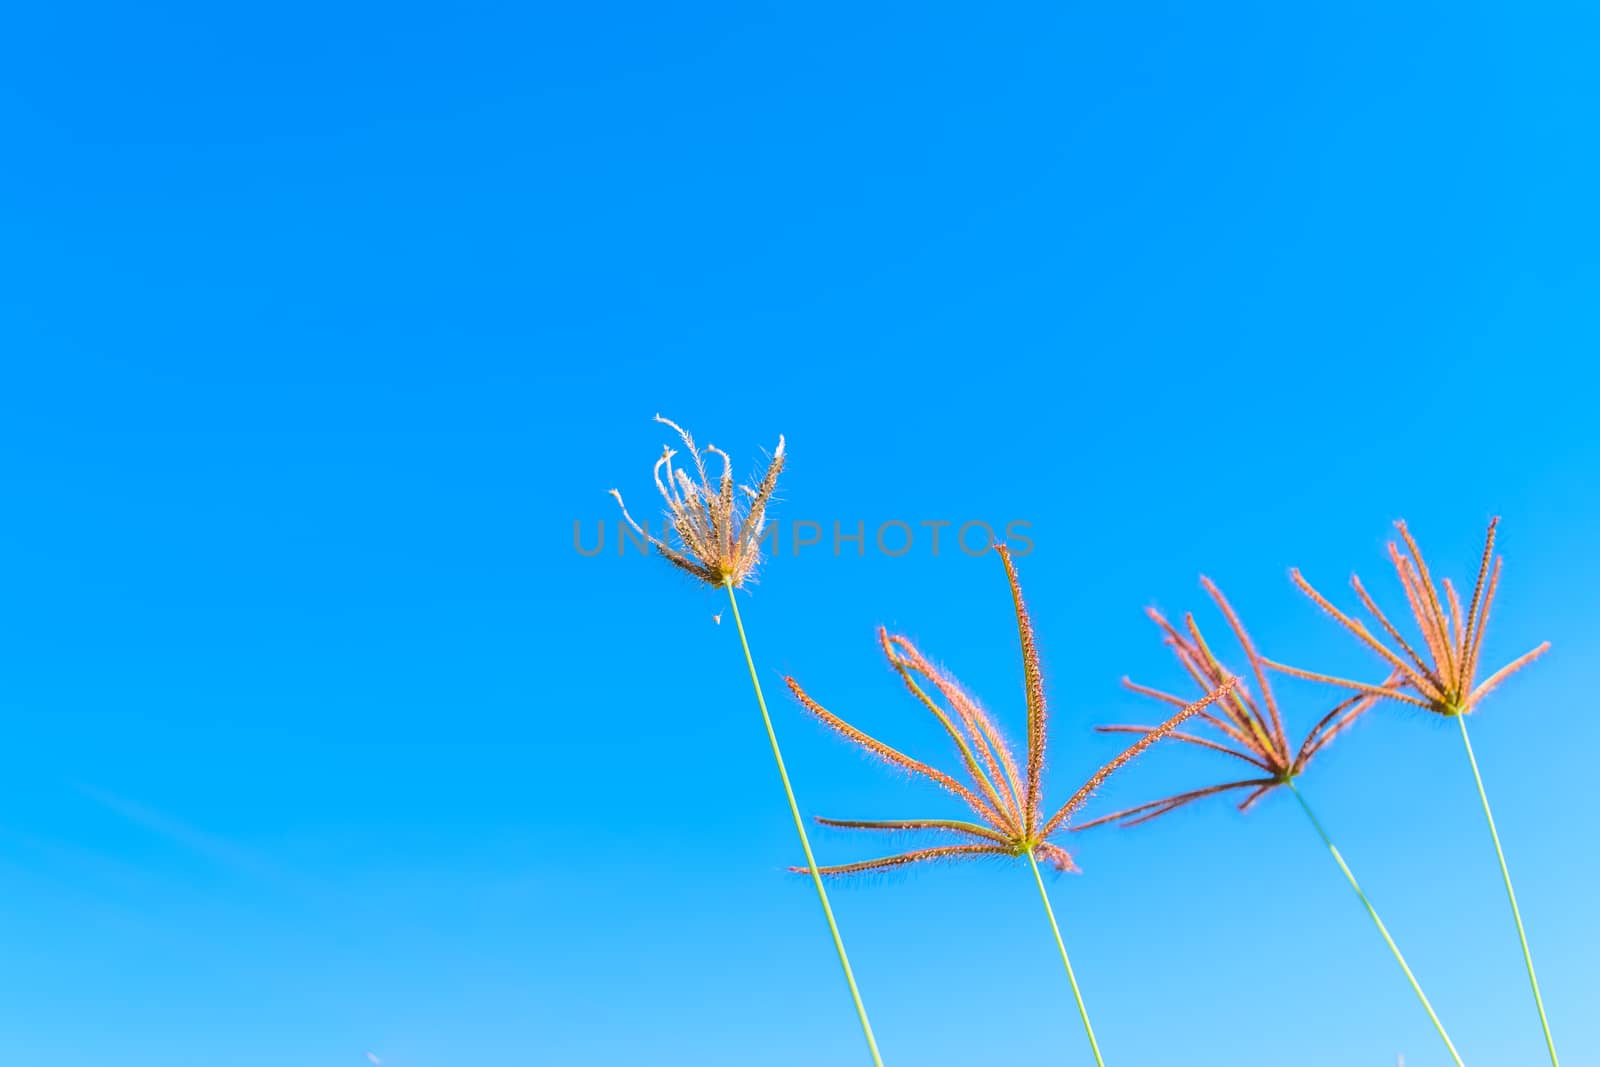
[609,415,785,589]
[1272,518,1550,716]
[1075,578,1393,830]
[785,544,1238,876]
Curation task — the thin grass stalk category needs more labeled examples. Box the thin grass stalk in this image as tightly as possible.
[725,582,884,1066]
[1026,851,1106,1067]
[1455,714,1560,1066]
[1287,783,1464,1067]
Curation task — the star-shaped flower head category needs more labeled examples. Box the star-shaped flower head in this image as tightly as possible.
[784,545,1237,876]
[1270,518,1550,717]
[1075,578,1394,830]
[609,415,784,589]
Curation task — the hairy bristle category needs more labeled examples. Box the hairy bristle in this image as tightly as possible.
[1073,776,1276,831]
[785,675,1006,824]
[1290,568,1427,691]
[879,633,1021,833]
[815,816,1013,845]
[1458,518,1497,679]
[1393,520,1454,682]
[1094,725,1277,774]
[1465,641,1551,708]
[1200,577,1289,757]
[996,545,1048,837]
[1462,554,1502,689]
[1352,569,1439,695]
[791,843,1007,879]
[1262,657,1434,709]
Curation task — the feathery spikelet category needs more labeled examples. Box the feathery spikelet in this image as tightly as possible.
[1075,579,1393,831]
[609,415,785,589]
[1272,518,1550,716]
[785,544,1238,877]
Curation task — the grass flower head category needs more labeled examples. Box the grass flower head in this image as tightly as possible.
[784,545,1237,876]
[609,415,785,589]
[1278,518,1563,1064]
[1070,575,1470,1065]
[1273,518,1550,716]
[607,414,884,1063]
[1076,578,1392,830]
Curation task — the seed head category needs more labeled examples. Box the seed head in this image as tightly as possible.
[1075,579,1392,830]
[1271,518,1550,716]
[785,545,1237,876]
[609,415,785,589]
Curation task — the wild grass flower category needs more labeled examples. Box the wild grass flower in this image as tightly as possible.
[610,416,883,1066]
[785,544,1235,1067]
[608,415,784,589]
[1271,518,1550,718]
[1072,578,1465,1065]
[1281,518,1560,1065]
[1075,579,1390,829]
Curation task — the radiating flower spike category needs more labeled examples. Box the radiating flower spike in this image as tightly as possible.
[997,544,1049,837]
[784,676,1009,826]
[1074,580,1390,831]
[1074,575,1466,1065]
[1272,517,1550,717]
[609,414,785,589]
[1279,518,1562,1065]
[784,544,1235,1067]
[787,545,1235,877]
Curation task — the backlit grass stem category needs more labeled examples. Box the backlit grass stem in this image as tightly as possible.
[1028,851,1106,1067]
[786,546,1234,1067]
[1456,714,1559,1067]
[1288,783,1464,1067]
[1279,518,1557,1063]
[726,582,884,1067]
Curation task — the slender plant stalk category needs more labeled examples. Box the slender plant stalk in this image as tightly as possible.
[725,582,884,1066]
[1027,851,1106,1067]
[1288,783,1464,1067]
[1456,714,1559,1066]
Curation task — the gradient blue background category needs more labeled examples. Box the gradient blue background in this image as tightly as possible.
[3,3,1597,1065]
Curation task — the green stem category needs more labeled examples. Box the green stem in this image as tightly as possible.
[1288,783,1464,1067]
[724,583,884,1067]
[1027,851,1106,1067]
[1456,714,1560,1066]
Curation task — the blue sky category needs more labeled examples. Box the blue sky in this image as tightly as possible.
[3,2,1598,1065]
